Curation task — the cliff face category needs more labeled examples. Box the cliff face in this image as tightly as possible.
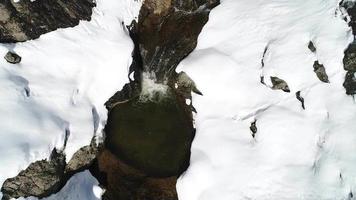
[0,0,95,43]
[132,0,219,82]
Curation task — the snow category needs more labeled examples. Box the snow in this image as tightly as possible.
[2,0,356,199]
[0,0,141,198]
[18,171,101,200]
[177,0,356,199]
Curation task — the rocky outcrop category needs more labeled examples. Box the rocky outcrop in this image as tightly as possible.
[0,0,95,43]
[1,149,66,200]
[271,76,290,92]
[1,142,99,200]
[341,1,356,95]
[313,61,329,83]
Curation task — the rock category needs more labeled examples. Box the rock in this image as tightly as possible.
[1,149,66,200]
[175,71,203,98]
[93,149,178,200]
[343,71,356,95]
[340,0,356,35]
[131,0,220,82]
[296,91,305,110]
[65,142,99,175]
[271,76,290,92]
[308,41,316,53]
[250,120,257,138]
[313,61,329,83]
[1,139,101,200]
[343,43,356,72]
[0,0,95,43]
[4,51,21,64]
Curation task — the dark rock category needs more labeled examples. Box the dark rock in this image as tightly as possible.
[308,41,316,53]
[250,120,257,138]
[1,149,66,200]
[261,45,268,67]
[4,51,21,64]
[296,91,305,110]
[313,61,329,83]
[1,140,101,200]
[0,0,95,43]
[343,71,356,95]
[343,43,356,72]
[271,76,290,92]
[340,0,356,35]
[132,0,220,82]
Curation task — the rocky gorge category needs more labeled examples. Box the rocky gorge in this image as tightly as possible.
[0,0,219,199]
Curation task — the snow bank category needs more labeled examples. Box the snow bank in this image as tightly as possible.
[0,0,141,198]
[177,0,356,199]
[19,171,102,200]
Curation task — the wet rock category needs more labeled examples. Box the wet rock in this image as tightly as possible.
[93,149,178,200]
[313,61,329,83]
[343,71,356,95]
[132,0,220,82]
[105,87,194,177]
[4,51,21,64]
[271,76,290,92]
[1,149,66,200]
[308,41,316,53]
[0,0,95,43]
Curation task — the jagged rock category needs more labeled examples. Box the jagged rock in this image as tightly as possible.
[1,149,66,200]
[175,71,203,98]
[65,142,99,175]
[1,139,101,200]
[340,0,356,35]
[132,0,220,82]
[0,0,95,43]
[308,41,316,53]
[4,51,21,64]
[313,61,329,83]
[343,71,356,95]
[92,149,178,200]
[343,43,356,72]
[271,76,290,92]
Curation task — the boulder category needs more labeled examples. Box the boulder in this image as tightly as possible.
[313,61,329,83]
[4,51,21,64]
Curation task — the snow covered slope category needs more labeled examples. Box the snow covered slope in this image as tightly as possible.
[177,0,356,199]
[0,0,141,199]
